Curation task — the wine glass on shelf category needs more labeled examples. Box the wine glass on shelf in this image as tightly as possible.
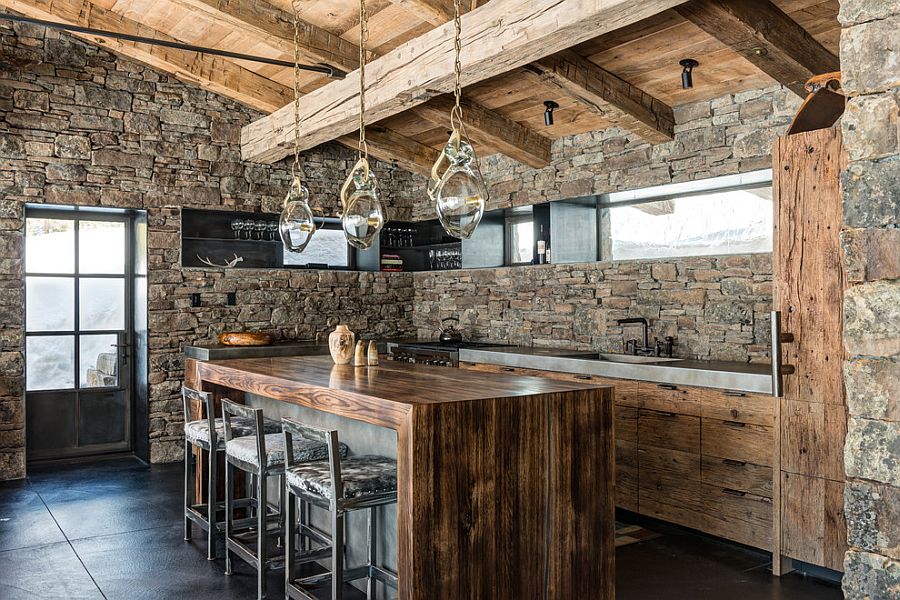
[231,219,244,239]
[253,220,266,241]
[266,221,278,241]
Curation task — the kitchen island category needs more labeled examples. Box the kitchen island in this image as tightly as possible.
[196,354,615,600]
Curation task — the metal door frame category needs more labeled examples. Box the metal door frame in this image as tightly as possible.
[24,206,136,461]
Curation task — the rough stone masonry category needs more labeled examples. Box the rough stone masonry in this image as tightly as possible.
[1,22,806,479]
[838,0,900,597]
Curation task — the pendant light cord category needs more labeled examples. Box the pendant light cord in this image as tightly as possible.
[290,0,303,185]
[451,0,464,135]
[358,0,369,165]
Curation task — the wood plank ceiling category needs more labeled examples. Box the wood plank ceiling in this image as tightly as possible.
[0,0,841,173]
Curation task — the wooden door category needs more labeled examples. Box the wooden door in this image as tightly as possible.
[772,128,848,572]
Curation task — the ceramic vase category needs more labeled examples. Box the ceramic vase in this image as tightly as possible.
[328,325,355,365]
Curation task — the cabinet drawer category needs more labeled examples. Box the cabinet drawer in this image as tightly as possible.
[701,455,773,498]
[699,389,775,427]
[616,440,638,511]
[640,383,701,416]
[616,405,638,442]
[703,484,773,549]
[639,409,701,454]
[638,446,701,482]
[639,469,705,528]
[702,419,774,467]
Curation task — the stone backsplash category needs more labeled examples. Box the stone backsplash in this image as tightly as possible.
[413,254,772,363]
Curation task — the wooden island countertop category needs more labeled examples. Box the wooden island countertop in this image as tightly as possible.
[196,355,615,600]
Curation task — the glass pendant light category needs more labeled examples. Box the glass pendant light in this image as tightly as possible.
[279,0,317,254]
[340,0,385,249]
[428,0,488,240]
[279,177,316,252]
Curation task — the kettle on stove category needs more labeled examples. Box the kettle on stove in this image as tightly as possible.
[438,317,463,343]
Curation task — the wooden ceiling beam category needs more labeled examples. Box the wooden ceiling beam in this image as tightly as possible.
[338,127,440,176]
[527,50,674,144]
[242,0,689,163]
[675,0,839,97]
[388,0,455,26]
[168,0,364,72]
[0,0,293,112]
[411,96,551,168]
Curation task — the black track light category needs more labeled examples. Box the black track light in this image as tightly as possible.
[544,100,559,126]
[680,59,699,89]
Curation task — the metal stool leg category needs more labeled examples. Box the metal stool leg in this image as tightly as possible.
[184,441,193,541]
[225,460,234,576]
[207,447,218,560]
[332,510,344,600]
[258,473,268,600]
[366,507,376,600]
[284,487,297,595]
[276,474,285,549]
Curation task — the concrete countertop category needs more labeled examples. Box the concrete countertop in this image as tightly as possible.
[458,345,774,395]
[184,341,328,361]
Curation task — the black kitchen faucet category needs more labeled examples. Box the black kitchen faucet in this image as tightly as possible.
[617,317,675,357]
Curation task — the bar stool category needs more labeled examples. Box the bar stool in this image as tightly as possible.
[281,417,399,600]
[182,386,281,560]
[222,400,349,600]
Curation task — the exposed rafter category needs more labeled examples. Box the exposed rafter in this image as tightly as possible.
[338,127,440,176]
[1,0,292,112]
[411,96,551,168]
[388,0,454,26]
[242,0,688,163]
[526,50,675,144]
[168,0,364,72]
[676,0,839,97]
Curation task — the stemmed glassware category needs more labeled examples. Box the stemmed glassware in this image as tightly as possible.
[231,219,244,239]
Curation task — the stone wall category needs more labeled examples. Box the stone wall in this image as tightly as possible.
[413,254,772,362]
[412,84,800,219]
[838,1,900,597]
[0,22,420,477]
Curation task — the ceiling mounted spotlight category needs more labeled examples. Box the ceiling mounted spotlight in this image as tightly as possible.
[544,100,559,126]
[680,58,699,89]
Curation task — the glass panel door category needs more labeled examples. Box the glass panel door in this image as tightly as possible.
[25,209,133,460]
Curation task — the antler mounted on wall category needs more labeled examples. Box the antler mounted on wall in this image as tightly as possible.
[196,253,244,268]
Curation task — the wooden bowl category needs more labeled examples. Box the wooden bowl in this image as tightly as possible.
[218,332,273,347]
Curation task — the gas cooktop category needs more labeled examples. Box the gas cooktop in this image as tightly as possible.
[397,340,512,350]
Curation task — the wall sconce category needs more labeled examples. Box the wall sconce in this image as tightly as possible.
[680,59,699,89]
[544,100,559,126]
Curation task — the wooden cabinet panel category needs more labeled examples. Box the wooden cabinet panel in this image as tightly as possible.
[702,419,774,467]
[780,398,846,481]
[638,446,701,481]
[640,383,701,416]
[780,473,847,572]
[616,440,638,512]
[639,469,705,528]
[615,405,638,443]
[703,484,773,549]
[699,389,775,427]
[702,456,773,498]
[639,409,701,454]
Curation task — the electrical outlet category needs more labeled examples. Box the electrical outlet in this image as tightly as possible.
[227,292,237,306]
[190,293,201,308]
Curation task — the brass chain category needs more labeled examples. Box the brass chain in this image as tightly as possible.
[450,0,464,137]
[291,0,303,182]
[358,0,369,163]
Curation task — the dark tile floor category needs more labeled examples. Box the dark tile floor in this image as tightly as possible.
[0,457,844,599]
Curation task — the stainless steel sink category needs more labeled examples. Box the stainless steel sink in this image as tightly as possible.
[555,352,683,364]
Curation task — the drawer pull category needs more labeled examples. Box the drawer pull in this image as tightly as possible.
[724,391,747,397]
[722,488,746,497]
[723,459,747,467]
[574,374,593,380]
[723,420,746,428]
[656,411,677,418]
[501,367,515,372]
[657,384,679,391]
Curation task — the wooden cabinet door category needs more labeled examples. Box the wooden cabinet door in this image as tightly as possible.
[772,128,848,571]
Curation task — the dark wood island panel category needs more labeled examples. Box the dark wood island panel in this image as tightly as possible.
[196,356,614,600]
